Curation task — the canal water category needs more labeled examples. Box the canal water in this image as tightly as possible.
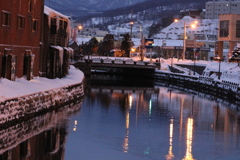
[0,77,240,160]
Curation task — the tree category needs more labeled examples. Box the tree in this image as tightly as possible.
[100,34,114,56]
[121,33,131,57]
[88,37,99,56]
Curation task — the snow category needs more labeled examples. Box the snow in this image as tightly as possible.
[51,46,64,66]
[131,55,240,84]
[1,45,240,103]
[0,66,84,102]
[154,16,218,40]
[44,5,72,41]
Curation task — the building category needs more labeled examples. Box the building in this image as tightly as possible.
[41,6,73,79]
[216,14,240,60]
[76,26,109,42]
[180,9,204,19]
[205,0,240,19]
[0,0,44,80]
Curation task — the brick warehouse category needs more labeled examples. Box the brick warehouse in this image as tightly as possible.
[0,0,44,80]
[42,6,73,79]
[0,1,74,81]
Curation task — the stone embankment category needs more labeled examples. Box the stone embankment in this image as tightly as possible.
[154,71,240,106]
[0,83,84,127]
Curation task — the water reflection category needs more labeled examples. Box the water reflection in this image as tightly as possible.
[183,118,194,160]
[0,102,82,160]
[75,85,240,160]
[165,118,174,160]
[123,105,130,153]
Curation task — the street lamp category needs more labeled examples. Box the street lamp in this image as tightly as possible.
[193,48,196,75]
[218,58,222,80]
[78,25,83,44]
[130,21,134,40]
[174,19,198,60]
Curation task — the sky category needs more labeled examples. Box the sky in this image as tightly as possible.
[0,55,239,103]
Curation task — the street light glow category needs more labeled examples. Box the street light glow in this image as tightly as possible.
[78,25,83,30]
[174,18,198,60]
[191,23,196,28]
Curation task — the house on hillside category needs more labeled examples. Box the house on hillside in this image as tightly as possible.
[180,9,204,19]
[0,0,44,80]
[41,6,74,79]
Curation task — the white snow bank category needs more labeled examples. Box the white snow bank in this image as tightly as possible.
[0,66,84,102]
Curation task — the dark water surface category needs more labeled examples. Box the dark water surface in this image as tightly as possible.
[0,80,240,160]
[64,82,240,160]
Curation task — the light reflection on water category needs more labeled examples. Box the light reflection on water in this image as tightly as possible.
[64,86,240,160]
[0,84,239,160]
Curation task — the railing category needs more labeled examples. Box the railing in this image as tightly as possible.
[85,57,152,66]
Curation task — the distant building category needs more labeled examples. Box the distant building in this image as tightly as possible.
[76,26,109,42]
[180,9,204,19]
[205,0,240,19]
[0,0,44,81]
[216,14,240,60]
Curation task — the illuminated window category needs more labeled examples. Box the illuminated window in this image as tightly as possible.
[219,20,229,37]
[2,11,11,26]
[17,15,25,29]
[236,20,240,38]
[32,19,38,31]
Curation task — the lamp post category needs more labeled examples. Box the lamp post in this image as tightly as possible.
[218,58,221,80]
[139,25,144,61]
[183,21,186,60]
[78,25,83,44]
[174,19,198,60]
[129,21,134,58]
[130,21,134,40]
[174,19,186,60]
[193,51,196,75]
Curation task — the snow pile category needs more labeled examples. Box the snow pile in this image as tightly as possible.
[0,66,84,102]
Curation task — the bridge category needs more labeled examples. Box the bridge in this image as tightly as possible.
[73,57,159,78]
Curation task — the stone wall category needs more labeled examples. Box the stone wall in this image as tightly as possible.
[154,71,240,106]
[0,83,84,126]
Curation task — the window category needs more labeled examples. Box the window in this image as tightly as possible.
[219,20,229,37]
[28,0,32,13]
[17,15,25,29]
[2,11,11,26]
[32,19,38,31]
[236,20,240,38]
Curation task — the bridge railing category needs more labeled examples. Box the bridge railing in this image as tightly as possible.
[85,56,156,66]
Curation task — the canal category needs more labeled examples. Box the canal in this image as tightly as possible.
[0,76,240,160]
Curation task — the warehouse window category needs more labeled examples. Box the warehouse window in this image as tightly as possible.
[17,15,25,29]
[28,0,32,13]
[2,11,11,26]
[32,19,38,31]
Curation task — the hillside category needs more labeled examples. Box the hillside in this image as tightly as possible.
[45,0,209,38]
[83,1,208,38]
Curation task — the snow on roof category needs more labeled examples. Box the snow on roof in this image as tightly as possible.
[44,5,72,42]
[44,5,69,20]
